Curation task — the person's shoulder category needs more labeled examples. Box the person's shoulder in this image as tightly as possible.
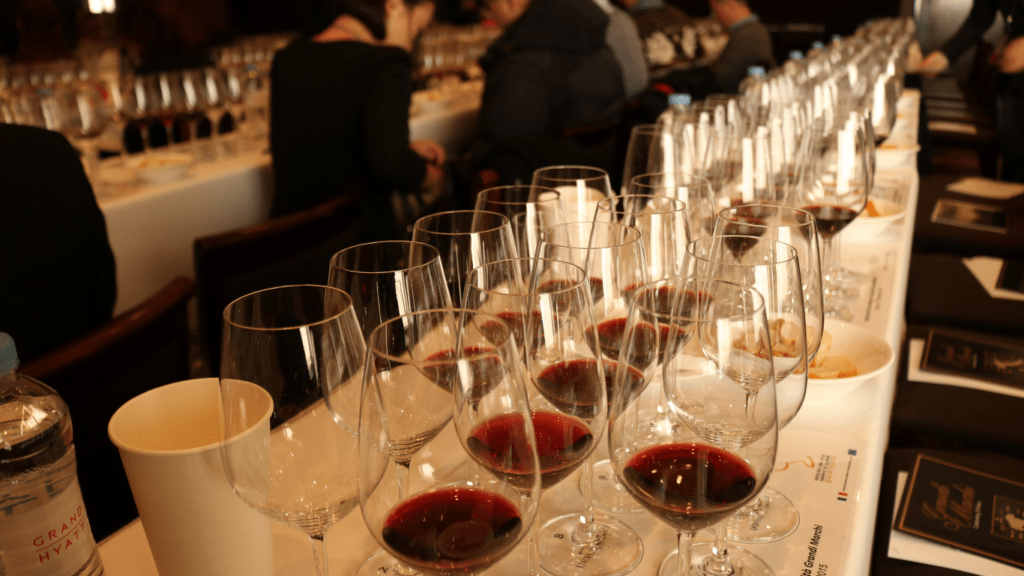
[0,123,76,158]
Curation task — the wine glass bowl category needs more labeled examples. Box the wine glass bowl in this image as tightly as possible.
[532,165,613,224]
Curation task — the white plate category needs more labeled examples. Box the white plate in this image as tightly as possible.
[127,152,193,185]
[803,319,895,405]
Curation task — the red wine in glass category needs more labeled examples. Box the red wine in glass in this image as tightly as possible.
[467,410,595,489]
[588,318,659,371]
[382,486,523,572]
[534,358,604,419]
[720,217,767,258]
[802,205,859,238]
[420,347,502,402]
[619,443,757,533]
[602,359,647,406]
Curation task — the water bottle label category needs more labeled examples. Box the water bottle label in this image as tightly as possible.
[0,464,98,576]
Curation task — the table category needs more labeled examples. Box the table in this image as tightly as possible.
[98,88,482,315]
[97,93,921,576]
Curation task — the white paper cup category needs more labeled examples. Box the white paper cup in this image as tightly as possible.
[108,378,274,576]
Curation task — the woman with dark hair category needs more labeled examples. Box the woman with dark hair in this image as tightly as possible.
[270,0,444,241]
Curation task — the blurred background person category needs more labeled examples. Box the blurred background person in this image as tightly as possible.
[918,0,1024,182]
[270,0,446,240]
[594,0,649,99]
[461,0,625,195]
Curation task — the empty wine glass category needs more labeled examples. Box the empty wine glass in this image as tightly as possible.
[359,309,542,576]
[610,278,778,576]
[532,165,613,224]
[628,173,716,242]
[411,210,519,307]
[219,285,366,576]
[620,124,678,194]
[595,194,691,282]
[475,185,566,263]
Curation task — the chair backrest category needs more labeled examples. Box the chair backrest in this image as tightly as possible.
[194,194,362,374]
[20,276,196,541]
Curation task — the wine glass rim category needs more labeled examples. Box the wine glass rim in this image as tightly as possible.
[476,185,561,205]
[329,240,442,274]
[637,277,766,322]
[466,257,586,296]
[717,204,817,227]
[630,172,712,188]
[532,165,610,183]
[222,284,354,331]
[367,307,515,363]
[596,194,688,214]
[686,235,800,266]
[412,209,510,236]
[540,220,643,248]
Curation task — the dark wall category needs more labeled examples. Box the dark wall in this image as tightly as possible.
[670,0,901,37]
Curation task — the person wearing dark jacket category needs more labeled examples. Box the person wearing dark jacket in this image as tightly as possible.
[0,123,117,362]
[465,0,626,189]
[919,0,1024,182]
[270,0,445,239]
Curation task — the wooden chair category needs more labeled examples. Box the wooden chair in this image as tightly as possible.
[20,276,195,541]
[193,194,362,375]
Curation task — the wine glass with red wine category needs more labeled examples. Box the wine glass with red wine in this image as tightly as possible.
[610,277,779,576]
[359,309,542,576]
[412,210,519,308]
[793,118,869,319]
[328,240,451,576]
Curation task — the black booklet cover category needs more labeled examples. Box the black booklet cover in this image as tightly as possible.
[896,454,1024,569]
[921,329,1024,390]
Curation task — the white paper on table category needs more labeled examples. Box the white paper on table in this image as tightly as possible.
[963,256,1024,302]
[842,243,901,336]
[906,338,1024,400]
[889,471,1024,575]
[947,177,1024,200]
[928,120,978,135]
[762,429,863,575]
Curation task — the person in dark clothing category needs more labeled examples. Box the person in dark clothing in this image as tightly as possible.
[919,0,1024,182]
[0,124,117,362]
[270,0,445,239]
[465,0,626,189]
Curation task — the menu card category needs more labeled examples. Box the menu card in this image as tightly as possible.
[896,454,1024,569]
[921,329,1024,391]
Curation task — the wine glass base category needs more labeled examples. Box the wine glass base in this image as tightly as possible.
[657,543,774,576]
[538,513,643,576]
[352,549,420,576]
[587,459,648,515]
[719,488,800,544]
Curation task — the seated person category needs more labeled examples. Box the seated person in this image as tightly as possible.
[0,124,116,362]
[654,0,774,97]
[614,0,693,77]
[465,0,626,190]
[593,0,649,99]
[270,0,445,240]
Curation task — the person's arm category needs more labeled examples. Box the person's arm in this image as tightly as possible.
[606,10,650,98]
[940,0,999,65]
[364,56,428,191]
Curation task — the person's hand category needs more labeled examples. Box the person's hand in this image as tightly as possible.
[998,37,1024,74]
[411,139,446,166]
[420,163,446,206]
[917,51,950,78]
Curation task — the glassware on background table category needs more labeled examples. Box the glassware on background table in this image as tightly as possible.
[533,222,645,576]
[628,172,716,241]
[475,185,566,262]
[683,235,810,545]
[328,240,453,576]
[219,285,366,576]
[200,67,229,158]
[411,210,518,308]
[359,309,542,576]
[532,165,613,224]
[610,277,779,576]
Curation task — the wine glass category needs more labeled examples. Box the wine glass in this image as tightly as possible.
[200,67,228,158]
[474,185,566,263]
[45,82,109,186]
[683,236,809,547]
[610,277,778,576]
[155,70,186,148]
[533,222,645,575]
[359,309,541,576]
[619,124,678,194]
[328,240,452,341]
[793,119,869,320]
[628,173,716,242]
[595,194,691,282]
[219,285,366,576]
[411,210,519,308]
[328,240,453,576]
[532,165,613,224]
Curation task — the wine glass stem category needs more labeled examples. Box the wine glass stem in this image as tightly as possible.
[571,454,606,545]
[700,523,733,576]
[530,503,543,576]
[677,531,696,576]
[309,533,329,576]
[819,234,838,292]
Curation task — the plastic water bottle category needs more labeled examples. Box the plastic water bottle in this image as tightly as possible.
[0,333,105,576]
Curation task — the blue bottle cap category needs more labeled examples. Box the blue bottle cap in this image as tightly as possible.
[668,93,692,106]
[0,332,17,377]
[789,50,804,60]
[747,66,766,77]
